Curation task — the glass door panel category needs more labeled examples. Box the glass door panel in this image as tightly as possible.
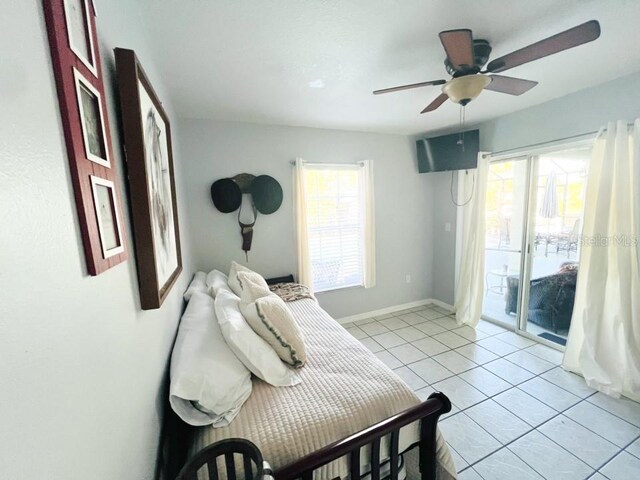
[520,148,590,346]
[481,158,528,327]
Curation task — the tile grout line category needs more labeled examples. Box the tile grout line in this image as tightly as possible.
[375,313,589,474]
[370,311,637,429]
[451,378,596,474]
[456,381,640,476]
[432,337,633,474]
[591,434,640,476]
[352,307,640,478]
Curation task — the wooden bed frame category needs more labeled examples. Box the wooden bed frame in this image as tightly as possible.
[162,275,451,480]
[171,392,451,480]
[274,392,451,480]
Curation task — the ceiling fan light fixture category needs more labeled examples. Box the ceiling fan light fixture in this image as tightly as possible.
[442,74,491,105]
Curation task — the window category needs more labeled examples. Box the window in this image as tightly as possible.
[296,161,375,292]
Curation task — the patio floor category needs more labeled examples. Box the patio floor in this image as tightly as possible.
[483,248,575,345]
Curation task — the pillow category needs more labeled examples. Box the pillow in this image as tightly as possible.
[169,292,252,427]
[237,270,271,299]
[215,289,300,387]
[240,291,307,368]
[228,261,269,296]
[206,269,231,297]
[183,271,207,301]
[228,261,254,296]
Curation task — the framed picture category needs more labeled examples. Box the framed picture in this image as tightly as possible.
[73,68,110,167]
[115,48,182,310]
[90,176,125,258]
[62,0,97,77]
[43,0,127,276]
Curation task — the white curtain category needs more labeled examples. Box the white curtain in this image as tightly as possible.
[563,120,640,401]
[455,153,490,327]
[361,160,376,288]
[293,158,313,290]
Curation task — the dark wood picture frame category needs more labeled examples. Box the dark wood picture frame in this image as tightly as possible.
[43,0,128,275]
[115,48,182,310]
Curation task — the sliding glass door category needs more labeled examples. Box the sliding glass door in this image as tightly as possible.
[481,144,591,348]
[481,157,528,327]
[520,148,590,346]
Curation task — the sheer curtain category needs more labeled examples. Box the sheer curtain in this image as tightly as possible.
[563,120,640,401]
[361,160,376,288]
[293,158,313,290]
[454,153,490,327]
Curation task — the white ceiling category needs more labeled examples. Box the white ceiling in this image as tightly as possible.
[139,0,640,135]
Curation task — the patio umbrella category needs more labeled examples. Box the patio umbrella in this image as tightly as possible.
[539,172,558,218]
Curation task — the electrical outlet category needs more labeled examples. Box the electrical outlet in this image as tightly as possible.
[445,222,451,232]
[405,274,411,283]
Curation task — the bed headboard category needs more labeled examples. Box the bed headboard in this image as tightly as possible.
[265,274,295,285]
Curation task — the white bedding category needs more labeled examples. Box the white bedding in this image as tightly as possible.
[170,292,252,427]
[190,298,456,479]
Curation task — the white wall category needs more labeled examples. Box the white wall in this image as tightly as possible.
[480,71,640,153]
[0,1,193,479]
[429,172,458,305]
[178,120,437,318]
[429,71,640,304]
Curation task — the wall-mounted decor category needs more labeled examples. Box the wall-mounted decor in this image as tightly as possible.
[90,176,125,259]
[43,0,128,275]
[73,68,110,167]
[115,48,182,310]
[211,174,283,260]
[62,0,98,76]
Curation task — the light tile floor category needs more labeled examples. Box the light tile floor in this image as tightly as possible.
[345,305,640,480]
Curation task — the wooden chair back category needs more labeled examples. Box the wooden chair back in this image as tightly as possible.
[176,438,266,480]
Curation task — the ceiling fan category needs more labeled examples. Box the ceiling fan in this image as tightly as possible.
[373,20,601,114]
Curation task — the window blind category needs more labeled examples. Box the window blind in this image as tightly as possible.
[303,165,364,292]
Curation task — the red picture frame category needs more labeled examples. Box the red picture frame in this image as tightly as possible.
[43,0,128,275]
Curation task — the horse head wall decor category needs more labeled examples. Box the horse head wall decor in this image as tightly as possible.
[210,173,283,261]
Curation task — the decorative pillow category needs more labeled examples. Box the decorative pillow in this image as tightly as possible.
[237,270,271,299]
[240,292,307,368]
[169,292,252,427]
[183,271,207,301]
[215,289,301,387]
[206,269,231,297]
[228,261,255,296]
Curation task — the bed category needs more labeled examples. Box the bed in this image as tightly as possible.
[181,295,457,480]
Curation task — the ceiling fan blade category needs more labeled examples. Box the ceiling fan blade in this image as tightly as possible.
[486,20,601,73]
[420,93,449,114]
[439,29,475,70]
[485,75,538,95]
[372,79,446,95]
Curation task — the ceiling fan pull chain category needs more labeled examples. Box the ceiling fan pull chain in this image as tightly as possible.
[457,105,462,144]
[456,105,466,150]
[462,106,466,151]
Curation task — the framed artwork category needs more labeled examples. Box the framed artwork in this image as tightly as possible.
[73,68,109,167]
[115,48,182,310]
[90,176,125,258]
[43,0,128,275]
[62,0,97,76]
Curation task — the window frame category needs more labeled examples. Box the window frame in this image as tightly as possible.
[302,163,366,293]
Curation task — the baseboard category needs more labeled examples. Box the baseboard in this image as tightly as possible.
[428,299,455,312]
[337,298,454,325]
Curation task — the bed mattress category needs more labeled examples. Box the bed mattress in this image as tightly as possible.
[190,298,456,479]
